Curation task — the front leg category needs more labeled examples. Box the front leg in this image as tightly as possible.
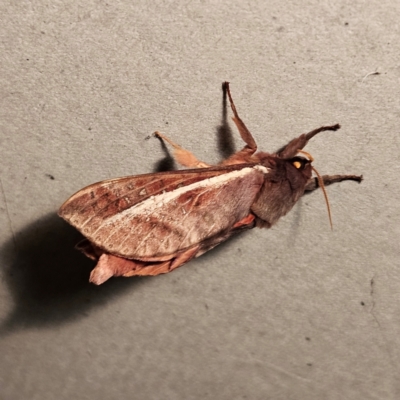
[304,174,363,193]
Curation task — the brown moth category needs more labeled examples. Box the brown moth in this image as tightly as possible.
[59,82,362,285]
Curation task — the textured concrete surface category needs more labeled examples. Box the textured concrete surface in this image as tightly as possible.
[1,1,399,399]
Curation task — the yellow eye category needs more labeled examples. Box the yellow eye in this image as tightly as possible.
[293,161,302,169]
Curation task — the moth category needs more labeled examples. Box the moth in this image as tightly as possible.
[59,82,362,285]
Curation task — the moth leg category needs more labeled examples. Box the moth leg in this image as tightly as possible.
[155,131,210,168]
[278,124,341,159]
[221,82,259,165]
[232,213,255,229]
[224,82,257,152]
[304,174,363,193]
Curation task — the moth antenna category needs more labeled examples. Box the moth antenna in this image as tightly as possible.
[297,150,332,228]
[304,124,340,141]
[278,124,340,159]
[297,149,314,162]
[311,166,333,230]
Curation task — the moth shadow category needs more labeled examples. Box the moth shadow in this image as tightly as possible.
[0,213,146,336]
[216,81,236,160]
[153,136,176,172]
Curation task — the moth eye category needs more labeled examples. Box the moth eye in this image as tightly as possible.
[293,161,302,169]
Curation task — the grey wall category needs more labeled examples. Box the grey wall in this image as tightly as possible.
[1,1,399,399]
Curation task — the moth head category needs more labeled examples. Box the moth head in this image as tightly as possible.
[286,149,314,179]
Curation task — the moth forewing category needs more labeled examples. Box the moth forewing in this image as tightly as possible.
[59,165,250,232]
[61,165,268,260]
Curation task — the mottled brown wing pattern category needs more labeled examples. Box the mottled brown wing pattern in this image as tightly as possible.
[59,165,268,260]
[60,166,239,232]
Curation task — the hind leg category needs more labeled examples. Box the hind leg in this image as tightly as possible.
[155,131,210,168]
